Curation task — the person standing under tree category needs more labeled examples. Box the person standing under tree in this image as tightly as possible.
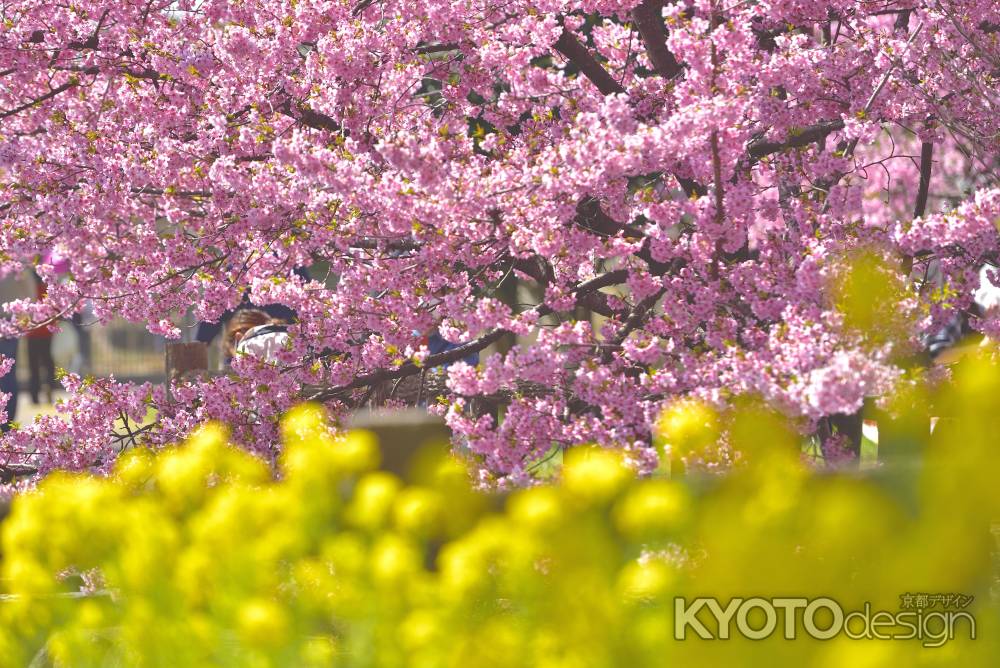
[223,309,291,367]
[26,271,55,405]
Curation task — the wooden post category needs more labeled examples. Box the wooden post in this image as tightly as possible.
[165,343,208,401]
[347,407,450,478]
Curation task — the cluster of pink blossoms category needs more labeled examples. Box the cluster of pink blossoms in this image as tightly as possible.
[0,0,998,486]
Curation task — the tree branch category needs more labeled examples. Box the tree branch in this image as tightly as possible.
[277,98,343,134]
[747,119,845,159]
[348,238,422,252]
[67,8,109,50]
[894,9,911,33]
[553,28,626,96]
[305,270,629,402]
[0,70,96,119]
[513,255,614,316]
[710,131,724,223]
[414,43,459,55]
[575,198,678,275]
[913,141,933,218]
[902,139,934,276]
[603,286,668,363]
[632,0,682,79]
[352,0,378,16]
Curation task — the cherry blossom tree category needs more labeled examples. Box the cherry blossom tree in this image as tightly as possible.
[1,0,998,486]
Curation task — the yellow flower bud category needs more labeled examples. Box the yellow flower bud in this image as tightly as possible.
[617,559,675,602]
[301,636,337,666]
[346,472,402,531]
[613,480,689,539]
[155,438,218,513]
[393,487,444,538]
[280,402,328,444]
[322,532,368,576]
[436,540,486,599]
[331,430,380,474]
[561,446,631,505]
[114,447,155,489]
[508,486,564,532]
[370,533,420,586]
[237,598,290,649]
[656,399,718,457]
[400,609,441,651]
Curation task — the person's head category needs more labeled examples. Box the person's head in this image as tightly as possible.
[223,309,272,358]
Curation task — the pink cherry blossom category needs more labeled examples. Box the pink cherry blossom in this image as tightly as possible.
[0,0,997,486]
